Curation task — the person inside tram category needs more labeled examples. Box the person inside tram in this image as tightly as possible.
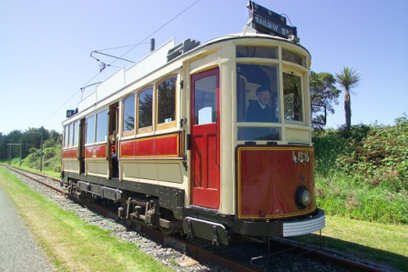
[246,86,278,123]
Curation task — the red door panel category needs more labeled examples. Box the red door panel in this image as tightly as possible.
[191,68,220,209]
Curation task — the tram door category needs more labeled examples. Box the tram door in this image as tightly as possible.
[190,68,220,209]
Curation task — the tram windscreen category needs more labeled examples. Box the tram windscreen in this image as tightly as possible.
[237,64,281,141]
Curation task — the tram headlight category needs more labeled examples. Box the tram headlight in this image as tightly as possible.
[295,186,311,209]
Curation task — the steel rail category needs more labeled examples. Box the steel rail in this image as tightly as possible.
[9,167,62,184]
[6,166,67,195]
[267,238,391,272]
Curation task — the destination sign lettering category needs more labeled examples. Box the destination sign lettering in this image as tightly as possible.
[252,13,294,38]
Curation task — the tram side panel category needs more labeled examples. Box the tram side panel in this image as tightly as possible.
[61,148,79,174]
[119,132,184,184]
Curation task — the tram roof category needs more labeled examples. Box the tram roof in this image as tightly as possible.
[63,31,310,125]
[185,31,311,60]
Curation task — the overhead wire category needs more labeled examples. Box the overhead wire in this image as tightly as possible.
[109,0,201,66]
[41,0,201,127]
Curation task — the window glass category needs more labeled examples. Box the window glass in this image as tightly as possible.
[73,120,79,145]
[96,110,108,142]
[138,88,153,129]
[158,77,176,124]
[282,49,306,67]
[236,64,281,141]
[238,127,281,141]
[86,115,95,144]
[236,64,280,123]
[283,72,303,121]
[194,75,217,125]
[69,123,74,146]
[64,126,69,147]
[236,46,277,59]
[123,94,135,132]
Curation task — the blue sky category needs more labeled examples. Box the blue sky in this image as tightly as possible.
[1,0,407,135]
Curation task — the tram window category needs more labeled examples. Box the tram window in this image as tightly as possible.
[123,94,135,134]
[237,127,281,141]
[73,120,79,146]
[236,64,280,123]
[86,115,95,144]
[96,110,108,142]
[64,125,69,147]
[283,72,303,121]
[158,77,176,124]
[282,49,306,67]
[138,88,153,130]
[194,75,217,125]
[236,46,277,59]
[69,122,74,147]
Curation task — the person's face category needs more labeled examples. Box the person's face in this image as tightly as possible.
[257,90,270,106]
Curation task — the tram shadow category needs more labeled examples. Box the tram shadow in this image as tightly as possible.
[288,233,407,271]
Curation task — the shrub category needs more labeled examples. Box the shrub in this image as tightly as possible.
[313,114,408,224]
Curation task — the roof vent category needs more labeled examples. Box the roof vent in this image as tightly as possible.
[167,39,200,62]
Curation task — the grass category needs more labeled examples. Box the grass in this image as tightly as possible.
[1,159,60,179]
[289,217,408,271]
[322,216,407,271]
[0,167,173,272]
[315,171,408,224]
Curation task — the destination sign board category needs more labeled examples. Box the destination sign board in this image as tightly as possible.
[248,1,298,40]
[253,13,295,38]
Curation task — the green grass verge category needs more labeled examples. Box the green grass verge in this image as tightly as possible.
[1,160,61,179]
[316,171,408,224]
[0,167,173,272]
[312,216,407,271]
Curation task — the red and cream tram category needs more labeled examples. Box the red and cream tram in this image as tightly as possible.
[62,1,325,245]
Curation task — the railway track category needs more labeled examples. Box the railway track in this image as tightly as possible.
[4,166,397,272]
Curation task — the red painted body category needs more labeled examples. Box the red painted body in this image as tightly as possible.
[120,133,181,158]
[62,148,78,159]
[85,144,107,159]
[190,69,220,209]
[237,146,315,219]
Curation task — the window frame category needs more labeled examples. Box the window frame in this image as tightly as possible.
[122,93,136,137]
[95,109,108,143]
[85,114,96,145]
[282,48,307,68]
[282,69,305,123]
[69,122,74,147]
[156,75,177,131]
[64,125,69,148]
[73,120,79,146]
[137,86,154,134]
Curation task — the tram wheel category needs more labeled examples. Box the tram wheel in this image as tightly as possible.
[159,226,176,235]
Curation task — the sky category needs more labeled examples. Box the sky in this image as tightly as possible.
[1,0,407,135]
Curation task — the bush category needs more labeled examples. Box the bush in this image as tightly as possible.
[313,114,408,224]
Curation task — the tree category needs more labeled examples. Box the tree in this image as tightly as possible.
[310,71,341,129]
[336,67,361,129]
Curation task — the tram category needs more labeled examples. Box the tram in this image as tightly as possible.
[61,1,325,245]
